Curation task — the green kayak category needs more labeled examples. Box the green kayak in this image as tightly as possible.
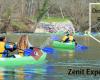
[0,50,47,67]
[52,41,75,49]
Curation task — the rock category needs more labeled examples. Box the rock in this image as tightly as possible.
[39,20,75,33]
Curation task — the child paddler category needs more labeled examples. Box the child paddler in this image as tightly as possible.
[17,35,30,56]
[17,35,43,60]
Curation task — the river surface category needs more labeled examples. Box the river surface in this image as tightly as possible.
[0,33,100,80]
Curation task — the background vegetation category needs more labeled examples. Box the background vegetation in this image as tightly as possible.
[0,0,100,33]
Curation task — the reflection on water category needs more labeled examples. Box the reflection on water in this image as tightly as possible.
[1,60,100,80]
[0,64,47,80]
[0,34,99,80]
[16,68,24,80]
[0,68,4,80]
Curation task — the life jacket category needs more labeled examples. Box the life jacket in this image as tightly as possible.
[0,42,5,57]
[69,36,74,42]
[18,43,28,56]
[18,49,24,56]
[61,35,68,42]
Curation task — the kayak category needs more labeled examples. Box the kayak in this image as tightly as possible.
[51,36,88,50]
[52,41,88,52]
[0,50,47,67]
[52,41,75,49]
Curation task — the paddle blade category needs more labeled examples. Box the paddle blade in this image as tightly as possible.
[75,44,88,52]
[51,35,60,41]
[40,37,52,48]
[42,47,55,54]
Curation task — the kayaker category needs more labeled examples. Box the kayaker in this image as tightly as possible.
[0,36,16,57]
[68,32,77,45]
[61,31,69,42]
[17,35,33,56]
[69,32,74,42]
[61,32,77,45]
[17,35,43,60]
[0,36,7,57]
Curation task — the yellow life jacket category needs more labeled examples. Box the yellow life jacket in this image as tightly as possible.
[69,36,74,42]
[0,42,5,57]
[18,49,24,56]
[18,43,27,56]
[61,35,68,42]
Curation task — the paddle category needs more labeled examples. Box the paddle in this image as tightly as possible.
[50,35,60,41]
[40,37,52,48]
[42,47,55,54]
[39,36,55,54]
[75,44,88,52]
[7,40,55,54]
[18,46,55,57]
[27,47,55,54]
[76,44,88,49]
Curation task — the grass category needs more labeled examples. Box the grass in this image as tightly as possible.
[31,16,69,22]
[42,17,69,22]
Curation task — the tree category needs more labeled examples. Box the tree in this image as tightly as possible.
[32,0,50,32]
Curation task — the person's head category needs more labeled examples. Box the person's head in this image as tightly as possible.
[17,35,29,49]
[0,36,6,42]
[69,32,73,36]
[65,31,69,36]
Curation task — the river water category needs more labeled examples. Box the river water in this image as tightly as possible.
[0,33,100,80]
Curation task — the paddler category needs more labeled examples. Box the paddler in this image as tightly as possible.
[61,31,70,42]
[17,35,43,60]
[17,35,31,56]
[0,36,7,57]
[0,36,16,57]
[61,32,77,45]
[68,32,77,45]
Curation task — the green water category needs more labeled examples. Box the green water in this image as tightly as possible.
[0,33,100,80]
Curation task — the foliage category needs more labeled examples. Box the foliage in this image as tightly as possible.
[0,0,100,33]
[36,0,49,22]
[42,17,69,22]
[11,20,29,32]
[2,7,12,19]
